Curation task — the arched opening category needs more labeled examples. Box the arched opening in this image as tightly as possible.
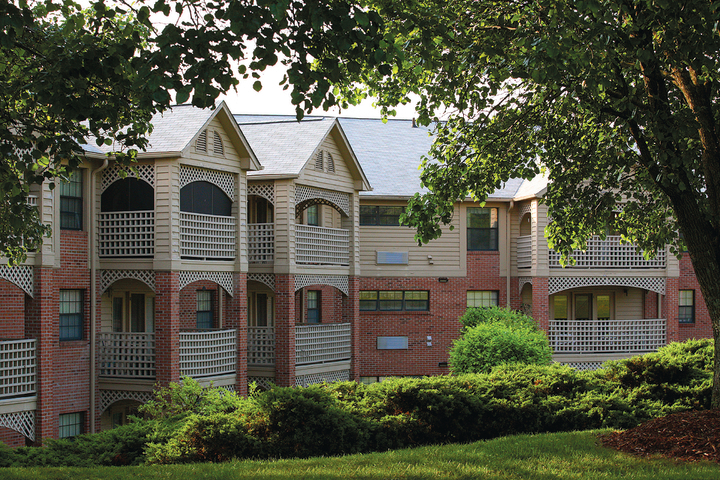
[101,178,154,212]
[101,399,142,431]
[180,181,235,260]
[519,212,532,236]
[180,181,232,216]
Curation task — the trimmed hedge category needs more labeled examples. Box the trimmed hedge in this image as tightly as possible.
[1,339,713,466]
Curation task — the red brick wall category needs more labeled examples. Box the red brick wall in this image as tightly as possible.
[179,280,221,330]
[296,285,343,324]
[0,280,25,338]
[677,253,713,341]
[358,251,506,377]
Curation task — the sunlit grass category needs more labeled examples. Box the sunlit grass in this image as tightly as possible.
[2,430,718,480]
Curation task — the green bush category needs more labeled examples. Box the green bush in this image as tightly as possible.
[139,376,244,419]
[449,320,553,374]
[459,306,539,330]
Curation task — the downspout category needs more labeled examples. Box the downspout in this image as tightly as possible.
[89,158,109,433]
[507,201,514,309]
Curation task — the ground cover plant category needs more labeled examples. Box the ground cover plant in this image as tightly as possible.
[0,338,713,467]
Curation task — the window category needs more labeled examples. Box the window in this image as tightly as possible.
[467,207,498,251]
[101,178,154,212]
[197,290,214,329]
[59,290,83,340]
[59,169,83,230]
[679,290,695,324]
[360,205,404,226]
[307,291,320,323]
[552,295,568,320]
[360,291,429,311]
[59,412,84,438]
[467,291,499,308]
[180,181,232,216]
[306,205,319,226]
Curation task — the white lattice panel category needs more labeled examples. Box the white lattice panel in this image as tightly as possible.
[556,361,603,371]
[101,270,156,293]
[0,410,35,441]
[295,185,350,217]
[178,271,234,297]
[101,164,155,192]
[519,202,533,217]
[100,389,154,412]
[248,182,275,205]
[549,236,666,269]
[548,277,665,295]
[180,165,235,200]
[295,369,350,387]
[248,377,275,391]
[180,212,236,260]
[548,318,666,353]
[0,265,33,297]
[295,323,351,365]
[247,327,275,365]
[295,275,349,296]
[248,273,275,291]
[518,277,533,293]
[248,223,274,264]
[180,329,237,378]
[295,225,349,266]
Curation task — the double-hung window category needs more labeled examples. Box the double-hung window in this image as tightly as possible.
[59,412,84,438]
[307,291,321,323]
[466,291,499,308]
[59,290,83,340]
[679,290,695,324]
[197,290,214,329]
[467,207,498,251]
[59,169,83,230]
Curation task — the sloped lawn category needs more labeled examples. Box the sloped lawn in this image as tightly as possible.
[2,430,718,480]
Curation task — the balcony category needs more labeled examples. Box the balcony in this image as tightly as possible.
[98,211,155,257]
[548,318,666,354]
[181,212,236,260]
[247,323,352,366]
[179,329,237,379]
[548,235,666,269]
[248,223,274,264]
[0,339,36,400]
[296,225,349,266]
[98,332,155,378]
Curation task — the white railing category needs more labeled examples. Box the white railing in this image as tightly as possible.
[181,212,236,260]
[247,326,275,365]
[549,235,665,269]
[98,332,155,378]
[248,223,275,264]
[548,318,666,353]
[0,339,36,399]
[26,195,38,207]
[98,211,155,257]
[296,323,351,365]
[180,329,236,378]
[296,225,350,266]
[517,235,532,269]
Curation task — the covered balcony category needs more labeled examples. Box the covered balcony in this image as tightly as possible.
[247,322,352,367]
[98,329,237,382]
[99,175,155,258]
[0,339,36,401]
[548,236,666,269]
[548,318,666,354]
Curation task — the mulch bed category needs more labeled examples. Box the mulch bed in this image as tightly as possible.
[600,409,720,463]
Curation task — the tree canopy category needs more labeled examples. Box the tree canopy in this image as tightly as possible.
[322,0,720,405]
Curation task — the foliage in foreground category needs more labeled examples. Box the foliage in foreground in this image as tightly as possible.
[0,339,712,466]
[449,307,553,374]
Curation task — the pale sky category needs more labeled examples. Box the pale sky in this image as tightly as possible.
[217,63,418,119]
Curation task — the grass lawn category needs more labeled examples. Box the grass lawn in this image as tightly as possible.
[2,430,718,480]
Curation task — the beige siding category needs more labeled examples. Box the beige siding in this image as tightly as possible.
[184,118,245,172]
[273,180,296,274]
[534,201,550,276]
[359,201,462,277]
[296,135,355,193]
[153,160,179,269]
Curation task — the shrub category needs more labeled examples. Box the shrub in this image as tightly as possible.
[449,320,553,374]
[459,306,539,331]
[139,376,244,420]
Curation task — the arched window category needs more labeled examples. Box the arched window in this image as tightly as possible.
[101,178,154,212]
[180,181,232,216]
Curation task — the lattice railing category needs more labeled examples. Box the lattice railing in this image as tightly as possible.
[247,327,275,365]
[98,332,155,378]
[0,339,36,399]
[98,211,155,257]
[248,223,274,264]
[549,236,665,269]
[180,329,236,378]
[295,323,351,365]
[548,318,666,353]
[517,235,532,269]
[180,212,236,260]
[296,225,349,266]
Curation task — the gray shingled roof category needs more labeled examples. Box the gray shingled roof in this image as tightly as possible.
[86,104,217,155]
[235,115,336,177]
[338,118,525,200]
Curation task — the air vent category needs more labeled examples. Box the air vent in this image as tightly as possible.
[326,153,335,172]
[377,336,408,350]
[213,131,224,156]
[196,130,207,152]
[376,251,409,265]
[315,150,323,170]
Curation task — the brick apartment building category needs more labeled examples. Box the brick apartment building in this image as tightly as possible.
[0,103,710,446]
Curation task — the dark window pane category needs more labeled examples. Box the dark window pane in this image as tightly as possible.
[102,178,154,212]
[360,291,378,311]
[379,291,403,311]
[404,291,429,311]
[180,181,232,216]
[360,205,377,225]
